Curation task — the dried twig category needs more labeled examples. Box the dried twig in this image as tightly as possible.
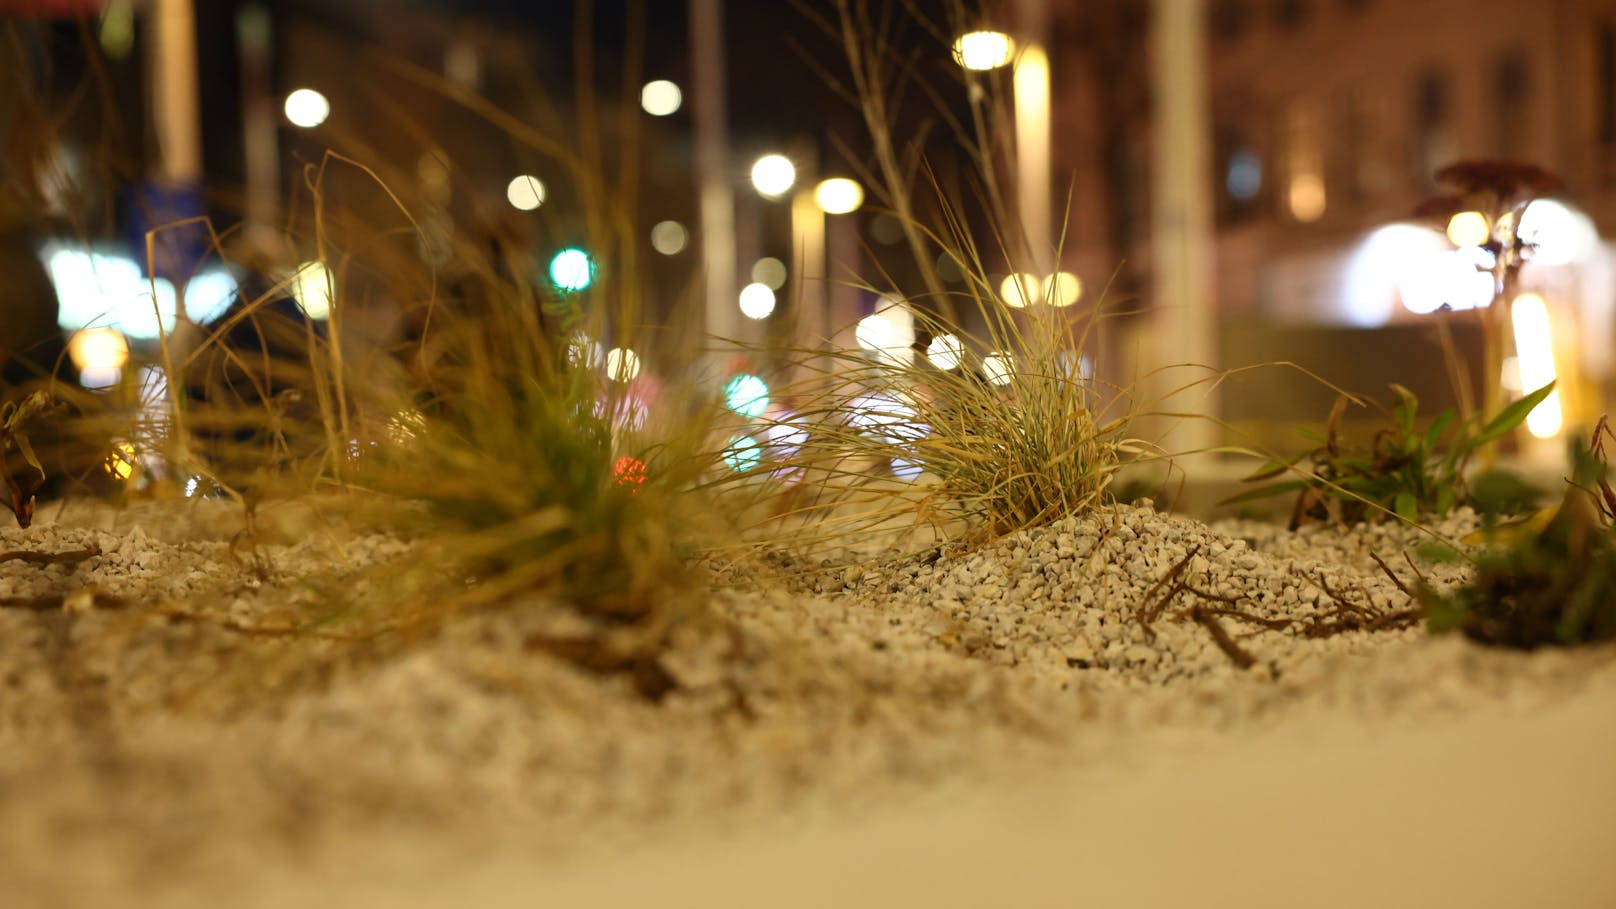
[1368,551,1410,596]
[1136,545,1200,630]
[1188,606,1257,670]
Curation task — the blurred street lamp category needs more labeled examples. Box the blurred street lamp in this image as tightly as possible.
[283,88,329,128]
[738,282,776,320]
[750,153,796,199]
[640,80,683,116]
[1446,210,1490,248]
[814,177,864,215]
[951,30,1015,71]
[506,175,546,211]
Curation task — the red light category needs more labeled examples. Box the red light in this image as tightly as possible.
[613,456,647,494]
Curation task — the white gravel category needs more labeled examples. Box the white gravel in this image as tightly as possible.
[0,496,1611,906]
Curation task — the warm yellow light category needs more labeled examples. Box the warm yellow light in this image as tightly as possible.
[1289,173,1326,222]
[605,347,641,382]
[982,352,1015,386]
[506,175,546,211]
[283,88,329,128]
[738,282,776,320]
[1510,292,1562,438]
[952,30,1014,71]
[288,261,332,320]
[999,273,1040,308]
[1043,271,1082,308]
[750,154,796,198]
[1446,210,1490,248]
[640,79,682,116]
[68,327,129,372]
[105,439,135,481]
[814,177,864,215]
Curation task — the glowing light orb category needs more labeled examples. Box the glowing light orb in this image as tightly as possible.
[854,297,915,365]
[1446,210,1490,248]
[283,88,330,128]
[750,154,796,198]
[650,221,688,255]
[723,374,771,419]
[1519,199,1599,267]
[982,352,1015,386]
[952,30,1014,71]
[1043,271,1082,308]
[738,282,776,320]
[722,434,762,472]
[604,347,641,382]
[999,273,1040,308]
[639,80,682,116]
[847,394,927,446]
[549,248,594,292]
[751,257,787,290]
[506,175,546,211]
[68,327,129,373]
[289,261,333,320]
[613,456,648,493]
[814,177,864,215]
[925,333,964,371]
[567,333,603,368]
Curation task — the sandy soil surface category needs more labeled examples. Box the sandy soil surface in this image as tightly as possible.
[1,496,1612,907]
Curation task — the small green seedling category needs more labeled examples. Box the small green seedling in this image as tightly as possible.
[1230,381,1555,529]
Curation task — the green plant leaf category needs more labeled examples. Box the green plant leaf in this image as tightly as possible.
[1394,491,1418,522]
[1242,450,1309,482]
[1423,409,1455,451]
[1471,381,1556,450]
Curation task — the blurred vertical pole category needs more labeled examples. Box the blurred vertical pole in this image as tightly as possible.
[789,188,827,387]
[1013,0,1052,274]
[148,0,201,186]
[1149,0,1216,452]
[690,0,739,374]
[236,3,280,250]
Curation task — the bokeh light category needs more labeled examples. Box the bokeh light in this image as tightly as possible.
[1043,271,1082,308]
[567,333,603,368]
[814,177,864,215]
[506,175,546,211]
[722,434,762,472]
[1519,199,1599,266]
[605,347,641,382]
[750,154,796,198]
[1510,292,1562,438]
[290,261,333,319]
[751,257,787,290]
[1445,210,1490,248]
[983,352,1015,386]
[613,456,648,493]
[1000,273,1040,308]
[283,88,329,128]
[925,333,964,371]
[68,327,128,390]
[847,393,927,446]
[854,298,915,365]
[952,30,1014,71]
[105,439,136,481]
[650,220,688,255]
[738,282,776,320]
[640,79,682,116]
[549,248,594,292]
[723,374,771,418]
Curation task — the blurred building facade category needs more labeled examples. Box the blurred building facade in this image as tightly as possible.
[1051,0,1616,441]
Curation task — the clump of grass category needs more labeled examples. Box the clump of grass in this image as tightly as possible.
[709,1,1147,554]
[1232,380,1554,529]
[1420,437,1616,648]
[0,388,59,527]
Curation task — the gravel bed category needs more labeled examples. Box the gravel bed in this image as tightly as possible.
[0,497,1611,905]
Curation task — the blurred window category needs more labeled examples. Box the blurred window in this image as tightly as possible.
[1413,69,1452,188]
[1282,101,1327,223]
[1493,52,1529,158]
